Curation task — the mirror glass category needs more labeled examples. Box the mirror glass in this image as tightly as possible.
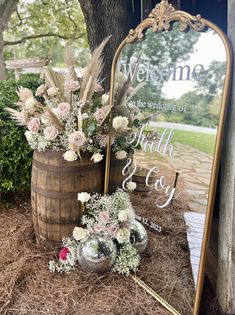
[109,19,228,315]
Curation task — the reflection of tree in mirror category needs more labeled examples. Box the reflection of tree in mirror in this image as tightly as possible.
[162,60,226,128]
[116,22,200,118]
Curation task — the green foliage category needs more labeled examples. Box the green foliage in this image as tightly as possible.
[0,75,42,196]
[4,0,89,68]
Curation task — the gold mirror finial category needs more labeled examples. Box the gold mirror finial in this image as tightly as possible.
[127,0,206,43]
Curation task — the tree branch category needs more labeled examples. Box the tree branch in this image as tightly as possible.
[3,32,81,46]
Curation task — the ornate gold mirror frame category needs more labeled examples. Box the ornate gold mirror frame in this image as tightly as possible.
[104,1,232,314]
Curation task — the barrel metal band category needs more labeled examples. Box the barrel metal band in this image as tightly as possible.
[33,159,103,173]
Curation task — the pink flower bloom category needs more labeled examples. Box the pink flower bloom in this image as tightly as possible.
[43,126,59,140]
[28,117,40,134]
[57,102,70,117]
[98,211,110,223]
[94,83,104,94]
[93,108,106,124]
[68,131,86,149]
[64,79,80,92]
[59,247,70,261]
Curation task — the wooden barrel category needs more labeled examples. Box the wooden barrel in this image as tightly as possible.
[31,150,104,247]
[132,173,155,197]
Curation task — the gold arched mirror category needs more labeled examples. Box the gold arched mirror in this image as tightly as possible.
[104,1,232,314]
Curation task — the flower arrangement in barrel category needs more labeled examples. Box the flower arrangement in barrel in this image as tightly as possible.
[6,39,111,163]
[49,188,148,275]
[6,43,148,163]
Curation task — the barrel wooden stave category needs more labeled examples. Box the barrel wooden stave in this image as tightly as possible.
[31,150,104,246]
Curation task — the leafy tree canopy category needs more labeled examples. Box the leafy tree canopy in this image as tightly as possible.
[4,0,89,68]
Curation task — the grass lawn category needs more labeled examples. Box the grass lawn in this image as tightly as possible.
[144,126,216,155]
[173,130,216,155]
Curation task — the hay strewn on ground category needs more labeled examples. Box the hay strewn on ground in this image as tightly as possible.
[0,192,195,315]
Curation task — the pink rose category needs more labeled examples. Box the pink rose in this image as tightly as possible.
[57,102,70,117]
[28,117,40,134]
[94,83,104,94]
[93,108,106,124]
[68,131,86,149]
[59,247,70,261]
[43,126,59,140]
[98,211,110,223]
[64,79,80,92]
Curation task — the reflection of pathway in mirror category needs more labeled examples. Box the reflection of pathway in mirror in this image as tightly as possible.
[167,142,213,214]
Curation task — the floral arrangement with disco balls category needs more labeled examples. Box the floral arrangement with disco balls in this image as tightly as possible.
[49,188,148,275]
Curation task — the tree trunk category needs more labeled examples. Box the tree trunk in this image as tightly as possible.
[0,0,18,80]
[217,1,235,313]
[79,0,136,91]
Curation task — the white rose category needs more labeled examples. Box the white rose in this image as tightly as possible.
[112,116,129,131]
[24,130,33,142]
[43,126,59,140]
[25,97,37,109]
[47,87,60,97]
[126,181,137,191]
[118,210,128,222]
[73,227,89,241]
[90,153,103,163]
[77,192,91,203]
[115,150,127,160]
[101,94,109,105]
[63,150,77,161]
[115,228,130,244]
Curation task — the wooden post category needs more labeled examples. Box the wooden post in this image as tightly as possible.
[217,1,235,313]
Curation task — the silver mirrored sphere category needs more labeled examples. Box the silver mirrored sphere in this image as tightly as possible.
[77,234,117,273]
[130,220,148,254]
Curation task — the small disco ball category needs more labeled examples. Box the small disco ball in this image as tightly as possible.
[130,220,148,254]
[77,234,117,273]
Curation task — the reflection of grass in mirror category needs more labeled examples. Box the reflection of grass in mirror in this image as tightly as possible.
[173,130,216,155]
[143,126,216,155]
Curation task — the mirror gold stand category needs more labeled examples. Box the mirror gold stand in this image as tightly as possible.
[104,1,232,314]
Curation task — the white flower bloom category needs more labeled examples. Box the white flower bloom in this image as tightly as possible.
[47,87,60,97]
[90,153,103,163]
[24,130,33,142]
[25,97,37,109]
[77,192,91,203]
[115,228,130,244]
[101,93,109,105]
[118,210,128,222]
[82,113,89,119]
[63,150,77,161]
[126,181,137,191]
[112,116,129,131]
[73,227,89,241]
[115,150,127,160]
[43,126,59,140]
